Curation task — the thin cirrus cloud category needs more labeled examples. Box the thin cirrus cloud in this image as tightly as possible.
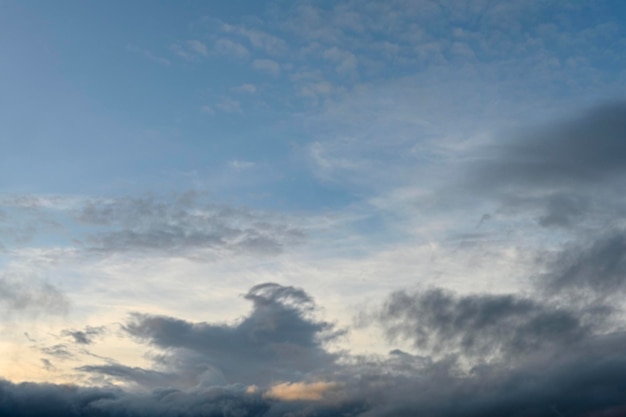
[252,59,281,76]
[74,194,304,257]
[0,274,68,318]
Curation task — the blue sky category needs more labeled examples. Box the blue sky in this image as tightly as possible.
[3,1,626,416]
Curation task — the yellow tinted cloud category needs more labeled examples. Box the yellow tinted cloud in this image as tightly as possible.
[265,381,337,401]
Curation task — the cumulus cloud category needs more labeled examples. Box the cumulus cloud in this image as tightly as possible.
[82,283,342,388]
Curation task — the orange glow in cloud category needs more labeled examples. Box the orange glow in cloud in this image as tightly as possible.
[264,381,338,401]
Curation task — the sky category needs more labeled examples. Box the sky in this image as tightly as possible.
[2,1,626,416]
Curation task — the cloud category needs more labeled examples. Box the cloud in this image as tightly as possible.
[475,101,626,190]
[126,45,171,66]
[232,83,257,94]
[62,326,106,345]
[201,105,214,115]
[77,364,174,390]
[215,97,242,113]
[373,288,601,361]
[0,380,271,417]
[74,193,303,258]
[322,47,358,76]
[213,38,250,59]
[40,344,73,360]
[536,193,588,228]
[461,102,626,231]
[0,195,63,248]
[264,381,337,401]
[171,40,209,60]
[230,160,255,170]
[0,274,68,318]
[185,40,208,57]
[540,230,626,296]
[83,283,342,388]
[221,24,288,55]
[252,59,281,76]
[9,279,626,416]
[9,333,626,416]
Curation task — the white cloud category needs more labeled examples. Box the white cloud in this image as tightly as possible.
[221,24,288,55]
[213,38,250,59]
[126,45,171,66]
[171,40,209,60]
[299,81,336,99]
[230,160,255,170]
[186,40,208,57]
[252,59,281,76]
[232,83,257,94]
[216,97,242,113]
[322,47,358,75]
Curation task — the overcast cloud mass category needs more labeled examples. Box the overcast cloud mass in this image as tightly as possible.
[2,1,626,416]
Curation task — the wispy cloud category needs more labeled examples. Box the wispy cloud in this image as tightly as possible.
[221,24,288,55]
[0,274,68,318]
[75,194,303,258]
[171,40,209,60]
[252,59,281,76]
[213,38,250,59]
[231,83,257,94]
[126,45,171,66]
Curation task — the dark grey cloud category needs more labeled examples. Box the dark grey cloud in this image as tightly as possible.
[355,338,626,417]
[77,364,174,390]
[467,101,626,229]
[41,344,74,360]
[41,358,55,371]
[536,193,588,228]
[374,288,603,360]
[0,274,68,317]
[0,380,272,417]
[75,193,303,257]
[62,326,106,345]
[540,230,626,296]
[478,101,626,189]
[7,281,626,416]
[84,283,342,388]
[9,333,626,416]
